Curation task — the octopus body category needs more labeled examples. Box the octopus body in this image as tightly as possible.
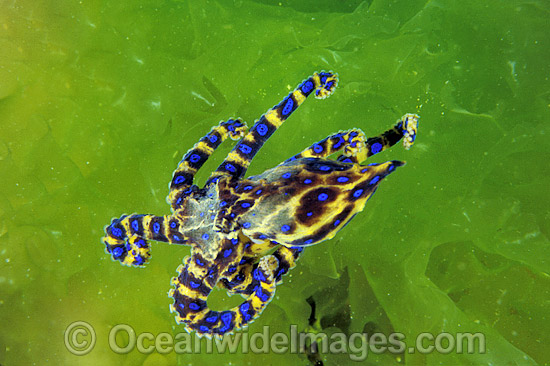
[103,72,419,338]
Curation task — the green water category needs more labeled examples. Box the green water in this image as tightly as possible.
[1,0,549,365]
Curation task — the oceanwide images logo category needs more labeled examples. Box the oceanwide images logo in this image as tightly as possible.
[64,321,486,361]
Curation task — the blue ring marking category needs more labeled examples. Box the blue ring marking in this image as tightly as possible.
[231,238,239,245]
[190,281,200,288]
[173,175,185,185]
[210,215,216,220]
[244,185,253,191]
[259,234,267,240]
[370,176,380,185]
[135,239,146,248]
[276,268,286,278]
[371,142,383,154]
[334,220,341,226]
[206,314,218,323]
[219,201,227,207]
[337,176,349,183]
[319,165,330,171]
[134,256,144,265]
[318,193,329,201]
[225,163,237,173]
[217,324,230,334]
[253,268,266,282]
[341,158,353,163]
[219,324,231,334]
[195,257,205,266]
[112,247,124,258]
[333,135,344,149]
[131,220,139,232]
[224,248,232,258]
[175,196,183,206]
[240,302,250,314]
[125,242,132,251]
[111,227,123,238]
[313,144,323,153]
[304,179,312,184]
[240,303,252,321]
[172,234,182,242]
[255,189,262,195]
[202,233,210,240]
[209,134,218,143]
[255,286,270,302]
[189,303,200,311]
[256,123,268,136]
[353,189,364,198]
[389,164,395,172]
[199,325,210,333]
[259,290,270,303]
[170,221,177,229]
[239,258,247,265]
[282,172,291,179]
[228,266,237,273]
[307,212,313,217]
[189,154,201,163]
[221,312,233,326]
[282,98,294,116]
[281,224,290,232]
[239,144,252,154]
[243,222,251,229]
[304,239,313,244]
[241,202,251,208]
[153,222,161,233]
[199,212,204,217]
[301,80,314,94]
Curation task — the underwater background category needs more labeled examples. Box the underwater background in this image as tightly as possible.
[1,0,549,365]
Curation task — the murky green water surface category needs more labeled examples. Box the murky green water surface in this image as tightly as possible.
[1,0,549,365]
